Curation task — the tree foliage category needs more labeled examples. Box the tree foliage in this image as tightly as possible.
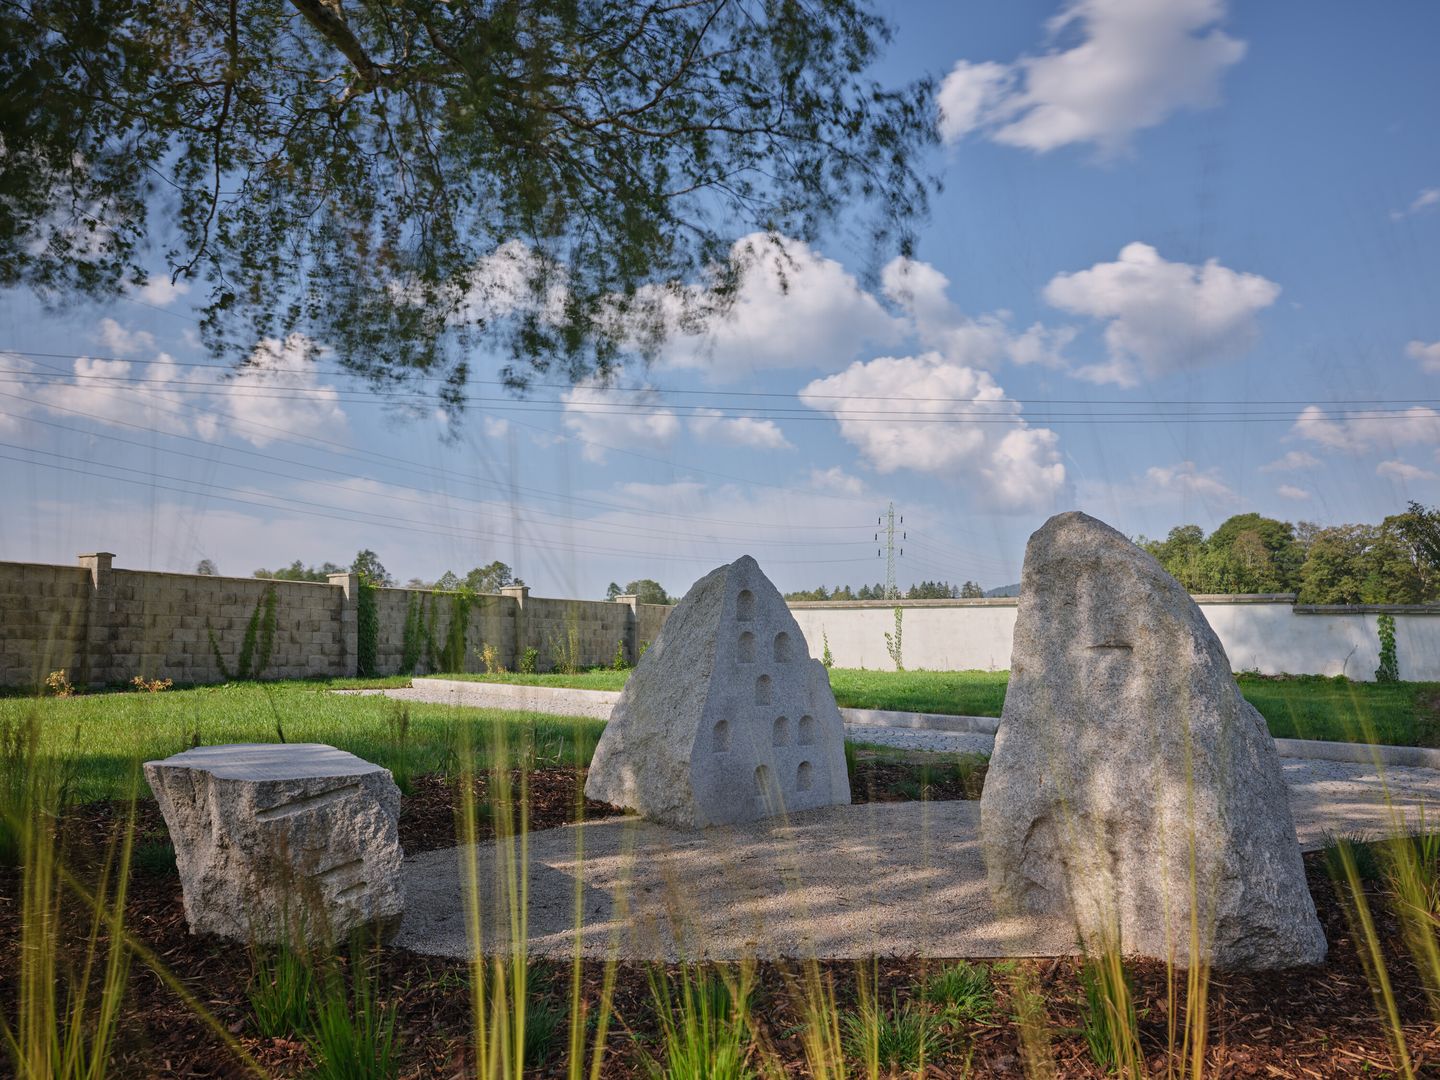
[1,0,936,408]
[624,578,670,605]
[1140,506,1440,605]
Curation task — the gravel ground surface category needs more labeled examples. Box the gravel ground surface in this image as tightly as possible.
[395,756,1440,962]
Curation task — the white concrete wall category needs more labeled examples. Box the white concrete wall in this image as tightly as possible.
[788,599,1440,681]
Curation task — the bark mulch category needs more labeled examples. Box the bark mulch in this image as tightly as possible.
[2,767,1439,1077]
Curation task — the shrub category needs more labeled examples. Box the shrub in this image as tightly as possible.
[44,669,75,697]
[612,638,629,671]
[130,675,173,693]
[821,630,834,669]
[518,647,539,674]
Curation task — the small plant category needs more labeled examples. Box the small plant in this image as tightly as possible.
[1323,831,1384,885]
[523,999,565,1067]
[479,642,505,674]
[248,943,316,1039]
[386,702,413,795]
[644,966,754,1080]
[130,675,173,693]
[547,624,582,675]
[1375,612,1399,682]
[919,961,993,1023]
[44,669,75,697]
[821,630,834,669]
[843,741,859,787]
[307,951,399,1080]
[132,839,178,876]
[841,993,938,1074]
[518,647,539,674]
[638,640,650,661]
[883,605,904,672]
[612,638,629,671]
[1079,954,1141,1077]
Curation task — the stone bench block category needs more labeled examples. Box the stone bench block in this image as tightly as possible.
[144,743,405,944]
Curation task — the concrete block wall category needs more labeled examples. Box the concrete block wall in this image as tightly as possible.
[0,554,670,688]
[516,591,634,672]
[0,560,90,688]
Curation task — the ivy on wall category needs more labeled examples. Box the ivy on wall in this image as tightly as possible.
[207,584,278,680]
[356,578,379,678]
[401,592,425,674]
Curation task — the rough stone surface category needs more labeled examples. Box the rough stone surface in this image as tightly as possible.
[144,743,405,944]
[585,555,850,828]
[980,512,1326,969]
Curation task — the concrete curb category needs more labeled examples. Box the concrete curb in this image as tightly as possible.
[408,678,1440,772]
[407,679,618,720]
[838,708,998,734]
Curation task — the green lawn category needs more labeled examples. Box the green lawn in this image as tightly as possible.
[429,668,1440,748]
[0,678,604,803]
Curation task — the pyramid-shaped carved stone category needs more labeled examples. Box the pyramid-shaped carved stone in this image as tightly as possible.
[980,512,1325,969]
[585,555,851,828]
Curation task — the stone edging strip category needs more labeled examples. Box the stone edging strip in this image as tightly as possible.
[411,678,1440,771]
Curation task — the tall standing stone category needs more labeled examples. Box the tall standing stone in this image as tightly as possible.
[145,743,405,944]
[980,512,1325,968]
[585,555,850,828]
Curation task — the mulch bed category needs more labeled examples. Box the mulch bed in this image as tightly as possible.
[3,766,1440,1077]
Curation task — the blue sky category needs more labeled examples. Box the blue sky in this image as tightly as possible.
[2,0,1438,598]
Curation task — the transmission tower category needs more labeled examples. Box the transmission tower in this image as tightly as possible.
[876,502,904,600]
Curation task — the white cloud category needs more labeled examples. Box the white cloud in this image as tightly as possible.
[688,408,792,450]
[656,234,904,377]
[482,416,511,439]
[1292,405,1440,453]
[30,353,201,436]
[1377,460,1438,483]
[1043,242,1280,384]
[222,335,348,448]
[799,352,1066,511]
[1259,450,1321,473]
[1407,340,1440,375]
[1145,460,1238,504]
[95,318,155,357]
[1391,188,1440,221]
[809,466,866,496]
[136,275,191,307]
[881,256,1076,370]
[1276,484,1311,501]
[561,381,679,463]
[939,0,1245,154]
[23,335,347,448]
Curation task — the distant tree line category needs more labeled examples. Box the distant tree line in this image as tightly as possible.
[784,580,986,601]
[1138,503,1439,604]
[240,551,523,593]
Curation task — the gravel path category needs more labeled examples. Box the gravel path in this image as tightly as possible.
[395,754,1440,962]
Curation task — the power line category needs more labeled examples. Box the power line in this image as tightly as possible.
[5,348,1436,408]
